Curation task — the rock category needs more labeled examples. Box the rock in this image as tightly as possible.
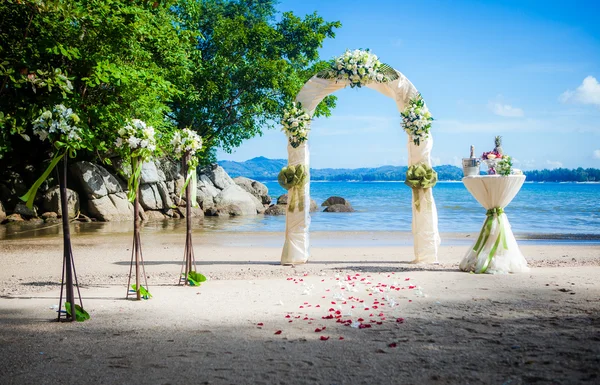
[41,212,58,220]
[45,217,61,225]
[323,204,355,213]
[140,161,160,184]
[42,186,79,218]
[76,214,93,223]
[144,210,167,221]
[139,184,163,210]
[5,213,24,222]
[28,217,44,225]
[0,200,5,222]
[321,196,351,207]
[264,204,287,216]
[156,181,174,209]
[275,194,318,212]
[208,165,234,190]
[86,192,134,221]
[196,189,215,211]
[198,175,220,199]
[233,177,271,205]
[13,202,37,218]
[277,194,288,205]
[71,161,122,199]
[216,204,243,217]
[156,159,182,181]
[213,185,258,215]
[177,206,204,219]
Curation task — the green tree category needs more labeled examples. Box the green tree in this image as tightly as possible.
[168,0,341,161]
[0,0,194,175]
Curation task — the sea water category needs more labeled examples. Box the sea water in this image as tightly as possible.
[250,181,600,235]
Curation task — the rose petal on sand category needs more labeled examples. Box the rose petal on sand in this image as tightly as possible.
[320,336,330,341]
[396,318,405,323]
[274,330,282,335]
[389,343,398,348]
[257,323,264,326]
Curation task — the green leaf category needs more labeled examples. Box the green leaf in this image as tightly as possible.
[187,271,207,286]
[131,284,152,299]
[64,302,90,322]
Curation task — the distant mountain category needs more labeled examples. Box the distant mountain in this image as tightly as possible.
[218,157,464,181]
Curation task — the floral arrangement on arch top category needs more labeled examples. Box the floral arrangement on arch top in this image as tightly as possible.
[324,49,392,88]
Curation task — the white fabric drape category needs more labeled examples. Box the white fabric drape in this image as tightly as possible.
[280,70,441,264]
[460,175,529,274]
[408,138,441,263]
[281,142,310,265]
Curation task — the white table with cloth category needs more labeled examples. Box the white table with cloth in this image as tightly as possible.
[459,175,530,274]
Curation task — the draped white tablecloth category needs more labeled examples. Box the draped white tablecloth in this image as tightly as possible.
[459,175,529,274]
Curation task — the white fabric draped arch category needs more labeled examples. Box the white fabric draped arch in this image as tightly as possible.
[281,69,441,265]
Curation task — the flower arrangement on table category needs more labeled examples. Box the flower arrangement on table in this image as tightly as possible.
[114,119,157,201]
[326,49,390,88]
[171,128,203,207]
[401,93,433,146]
[481,136,521,176]
[281,102,311,148]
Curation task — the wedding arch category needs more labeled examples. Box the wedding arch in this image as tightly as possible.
[279,50,441,265]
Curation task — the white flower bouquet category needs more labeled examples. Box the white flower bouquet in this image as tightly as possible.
[32,104,83,149]
[170,128,203,207]
[281,102,311,148]
[401,94,433,146]
[327,49,389,88]
[171,128,203,169]
[20,105,86,208]
[115,119,157,201]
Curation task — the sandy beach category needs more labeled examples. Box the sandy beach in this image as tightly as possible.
[1,229,599,384]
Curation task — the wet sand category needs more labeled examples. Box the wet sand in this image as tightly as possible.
[1,230,599,384]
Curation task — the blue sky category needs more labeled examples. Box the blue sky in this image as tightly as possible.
[217,0,600,170]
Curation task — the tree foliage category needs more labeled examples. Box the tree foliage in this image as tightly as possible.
[0,0,340,177]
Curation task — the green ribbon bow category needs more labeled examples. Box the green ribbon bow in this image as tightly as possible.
[472,207,508,274]
[404,163,437,211]
[278,165,308,212]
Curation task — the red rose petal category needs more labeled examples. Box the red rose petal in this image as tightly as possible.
[257,323,264,326]
[389,342,398,348]
[339,336,345,340]
[274,330,282,335]
[320,336,330,341]
[314,328,322,332]
[396,318,405,323]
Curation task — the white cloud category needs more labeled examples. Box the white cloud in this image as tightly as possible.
[488,101,524,117]
[436,116,599,134]
[593,150,600,159]
[546,160,563,169]
[560,76,600,107]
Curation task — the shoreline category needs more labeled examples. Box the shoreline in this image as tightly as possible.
[2,219,600,244]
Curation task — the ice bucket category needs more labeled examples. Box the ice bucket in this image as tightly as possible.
[462,158,481,177]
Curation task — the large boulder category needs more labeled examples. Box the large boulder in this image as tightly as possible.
[86,192,134,221]
[323,204,355,213]
[233,177,271,205]
[139,184,163,210]
[264,204,287,216]
[208,165,235,190]
[0,200,5,222]
[71,161,122,199]
[276,193,318,212]
[140,161,160,184]
[213,184,258,215]
[321,196,351,207]
[42,186,79,218]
